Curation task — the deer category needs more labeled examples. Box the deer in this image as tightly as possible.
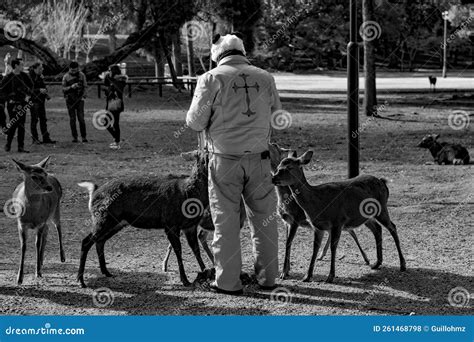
[272,150,406,283]
[77,150,211,288]
[428,75,437,92]
[9,156,65,285]
[417,134,470,165]
[268,143,370,280]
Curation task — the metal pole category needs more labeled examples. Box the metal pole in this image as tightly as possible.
[347,0,359,178]
[442,12,448,78]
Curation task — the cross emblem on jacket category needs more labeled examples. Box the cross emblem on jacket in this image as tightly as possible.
[232,73,260,116]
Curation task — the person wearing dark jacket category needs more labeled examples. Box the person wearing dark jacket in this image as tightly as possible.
[0,73,6,132]
[0,58,33,152]
[29,62,55,144]
[104,64,127,149]
[62,61,88,142]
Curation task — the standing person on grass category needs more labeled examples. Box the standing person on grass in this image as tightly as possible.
[62,61,87,143]
[0,58,33,153]
[104,64,127,149]
[0,53,12,133]
[29,62,55,145]
[186,33,282,295]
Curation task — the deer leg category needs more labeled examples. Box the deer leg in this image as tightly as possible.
[348,229,370,265]
[184,226,206,271]
[166,228,191,286]
[376,215,406,272]
[52,207,65,263]
[365,221,383,269]
[198,228,214,264]
[36,225,49,278]
[280,222,299,279]
[95,222,126,277]
[317,231,330,260]
[77,233,96,288]
[326,226,342,283]
[302,228,324,282]
[162,244,173,272]
[17,225,28,285]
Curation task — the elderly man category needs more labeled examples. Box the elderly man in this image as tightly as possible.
[186,33,282,295]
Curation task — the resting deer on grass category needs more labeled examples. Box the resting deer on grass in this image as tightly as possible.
[272,150,406,283]
[9,156,65,285]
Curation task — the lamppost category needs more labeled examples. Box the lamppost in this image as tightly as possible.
[347,0,359,178]
[442,10,449,78]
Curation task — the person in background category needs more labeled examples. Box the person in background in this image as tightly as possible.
[0,53,12,133]
[62,61,87,143]
[0,58,33,152]
[104,64,127,149]
[29,62,55,144]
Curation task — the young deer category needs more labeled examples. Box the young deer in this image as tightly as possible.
[272,150,406,283]
[268,143,370,281]
[10,156,65,285]
[77,150,209,288]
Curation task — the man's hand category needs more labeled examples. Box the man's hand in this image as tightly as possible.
[40,88,47,94]
[71,83,79,89]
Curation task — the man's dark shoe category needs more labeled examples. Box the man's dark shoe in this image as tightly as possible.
[4,144,11,152]
[42,138,56,144]
[18,148,30,153]
[82,138,88,143]
[72,138,79,143]
[209,284,243,296]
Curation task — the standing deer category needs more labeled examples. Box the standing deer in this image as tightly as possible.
[272,150,406,283]
[9,156,65,285]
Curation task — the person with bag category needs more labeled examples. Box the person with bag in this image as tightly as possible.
[62,61,88,143]
[103,65,126,149]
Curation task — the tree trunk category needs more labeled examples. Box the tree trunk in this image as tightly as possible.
[158,32,180,89]
[153,37,165,77]
[363,0,377,117]
[186,23,195,76]
[108,30,117,53]
[171,32,184,88]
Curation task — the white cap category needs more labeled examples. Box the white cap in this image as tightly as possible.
[211,33,246,62]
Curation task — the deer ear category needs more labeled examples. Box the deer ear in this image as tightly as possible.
[433,134,440,140]
[35,156,51,169]
[12,159,27,172]
[299,151,313,165]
